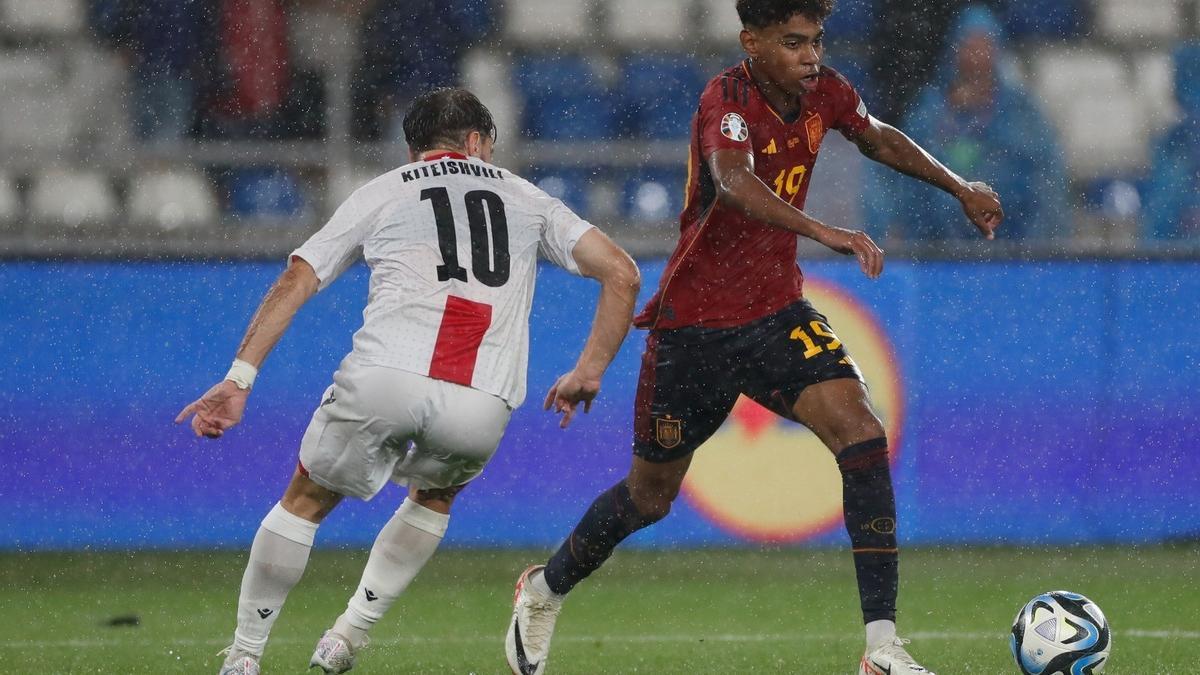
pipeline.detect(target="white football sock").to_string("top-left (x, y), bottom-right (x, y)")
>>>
top-left (866, 619), bottom-right (897, 650)
top-left (335, 498), bottom-right (449, 647)
top-left (529, 568), bottom-right (562, 601)
top-left (232, 502), bottom-right (319, 657)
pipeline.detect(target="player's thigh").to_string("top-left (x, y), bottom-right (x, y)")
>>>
top-left (401, 381), bottom-right (512, 490)
top-left (790, 378), bottom-right (884, 453)
top-left (742, 300), bottom-right (882, 451)
top-left (631, 330), bottom-right (740, 464)
top-left (298, 362), bottom-right (426, 500)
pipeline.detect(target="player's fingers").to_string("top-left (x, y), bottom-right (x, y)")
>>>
top-left (174, 401), bottom-right (198, 424)
top-left (543, 384), bottom-right (558, 411)
top-left (559, 402), bottom-right (577, 429)
top-left (583, 398), bottom-right (593, 414)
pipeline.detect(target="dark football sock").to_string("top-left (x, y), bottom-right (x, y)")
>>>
top-left (837, 437), bottom-right (899, 624)
top-left (542, 480), bottom-right (661, 596)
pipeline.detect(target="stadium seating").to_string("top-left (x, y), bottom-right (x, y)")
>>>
top-left (1135, 50), bottom-right (1182, 135)
top-left (516, 55), bottom-right (617, 139)
top-left (127, 169), bottom-right (219, 230)
top-left (0, 52), bottom-right (76, 152)
top-left (822, 0), bottom-right (876, 42)
top-left (622, 169), bottom-right (686, 224)
top-left (0, 173), bottom-right (19, 222)
top-left (225, 167), bottom-right (308, 223)
top-left (1003, 0), bottom-right (1087, 38)
top-left (622, 55), bottom-right (707, 138)
top-left (0, 0), bottom-right (84, 37)
top-left (504, 0), bottom-right (590, 43)
top-left (28, 169), bottom-right (119, 226)
top-left (605, 0), bottom-right (690, 46)
top-left (1033, 48), bottom-right (1147, 177)
top-left (529, 167), bottom-right (592, 216)
top-left (698, 0), bottom-right (742, 43)
top-left (1094, 0), bottom-right (1181, 42)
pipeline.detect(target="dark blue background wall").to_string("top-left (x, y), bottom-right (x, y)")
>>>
top-left (2, 259), bottom-right (1197, 549)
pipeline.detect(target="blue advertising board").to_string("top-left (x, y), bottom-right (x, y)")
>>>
top-left (1, 259), bottom-right (1197, 549)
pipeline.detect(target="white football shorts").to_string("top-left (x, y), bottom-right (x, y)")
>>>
top-left (298, 358), bottom-right (512, 499)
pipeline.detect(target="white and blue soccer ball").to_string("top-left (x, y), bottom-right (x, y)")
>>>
top-left (1011, 591), bottom-right (1111, 675)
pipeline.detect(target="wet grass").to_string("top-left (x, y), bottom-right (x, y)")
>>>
top-left (1, 546), bottom-right (1196, 673)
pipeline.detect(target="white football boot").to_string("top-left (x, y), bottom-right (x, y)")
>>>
top-left (309, 631), bottom-right (366, 673)
top-left (505, 565), bottom-right (563, 675)
top-left (216, 646), bottom-right (260, 675)
top-left (859, 637), bottom-right (936, 674)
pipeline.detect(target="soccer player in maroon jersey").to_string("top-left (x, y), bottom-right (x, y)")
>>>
top-left (505, 1), bottom-right (1003, 674)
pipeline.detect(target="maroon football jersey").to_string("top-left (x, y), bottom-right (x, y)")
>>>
top-left (635, 61), bottom-right (870, 330)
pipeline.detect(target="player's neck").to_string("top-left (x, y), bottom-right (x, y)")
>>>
top-left (745, 59), bottom-right (802, 117)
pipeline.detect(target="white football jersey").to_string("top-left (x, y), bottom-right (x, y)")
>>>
top-left (291, 152), bottom-right (595, 408)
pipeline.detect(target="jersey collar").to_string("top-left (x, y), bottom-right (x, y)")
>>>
top-left (422, 151), bottom-right (470, 161)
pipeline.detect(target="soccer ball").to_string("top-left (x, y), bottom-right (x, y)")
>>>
top-left (1010, 591), bottom-right (1111, 674)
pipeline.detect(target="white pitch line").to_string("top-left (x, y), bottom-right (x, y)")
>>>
top-left (3, 629), bottom-right (1197, 650)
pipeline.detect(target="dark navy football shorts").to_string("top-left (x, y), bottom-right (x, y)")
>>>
top-left (631, 299), bottom-right (864, 463)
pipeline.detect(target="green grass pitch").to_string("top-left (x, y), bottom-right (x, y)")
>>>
top-left (2, 546), bottom-right (1197, 673)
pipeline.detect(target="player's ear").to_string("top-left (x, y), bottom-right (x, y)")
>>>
top-left (740, 28), bottom-right (758, 58)
top-left (465, 130), bottom-right (484, 158)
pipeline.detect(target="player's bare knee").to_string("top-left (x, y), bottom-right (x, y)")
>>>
top-left (281, 471), bottom-right (342, 523)
top-left (627, 477), bottom-right (679, 522)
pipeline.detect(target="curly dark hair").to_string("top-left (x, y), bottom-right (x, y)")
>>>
top-left (402, 87), bottom-right (497, 153)
top-left (735, 0), bottom-right (835, 28)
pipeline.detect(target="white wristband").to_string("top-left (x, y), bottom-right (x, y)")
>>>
top-left (225, 359), bottom-right (258, 390)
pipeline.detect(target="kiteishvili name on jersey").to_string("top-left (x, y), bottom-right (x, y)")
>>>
top-left (399, 160), bottom-right (506, 183)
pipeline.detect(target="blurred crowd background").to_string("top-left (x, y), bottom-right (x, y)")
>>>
top-left (0, 0), bottom-right (1198, 257)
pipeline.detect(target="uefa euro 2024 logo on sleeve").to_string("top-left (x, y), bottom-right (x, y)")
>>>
top-left (720, 112), bottom-right (749, 142)
top-left (680, 278), bottom-right (905, 543)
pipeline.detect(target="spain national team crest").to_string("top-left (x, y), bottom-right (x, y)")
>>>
top-left (805, 112), bottom-right (825, 154)
top-left (720, 112), bottom-right (749, 142)
top-left (655, 417), bottom-right (682, 449)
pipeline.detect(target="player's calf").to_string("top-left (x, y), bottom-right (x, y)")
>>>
top-left (541, 479), bottom-right (665, 595)
top-left (837, 437), bottom-right (899, 626)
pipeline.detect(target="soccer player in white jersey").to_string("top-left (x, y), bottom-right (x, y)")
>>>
top-left (175, 88), bottom-right (641, 675)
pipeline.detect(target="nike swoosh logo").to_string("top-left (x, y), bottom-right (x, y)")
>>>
top-left (257, 608), bottom-right (273, 619)
top-left (364, 589), bottom-right (378, 601)
top-left (512, 617), bottom-right (540, 674)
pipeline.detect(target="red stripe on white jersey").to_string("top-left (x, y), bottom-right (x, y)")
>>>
top-left (428, 295), bottom-right (493, 387)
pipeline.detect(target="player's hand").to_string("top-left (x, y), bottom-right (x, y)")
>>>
top-left (957, 181), bottom-right (1004, 240)
top-left (544, 370), bottom-right (602, 429)
top-left (174, 380), bottom-right (249, 439)
top-left (817, 226), bottom-right (884, 279)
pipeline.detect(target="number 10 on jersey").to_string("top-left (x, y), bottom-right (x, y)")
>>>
top-left (421, 187), bottom-right (511, 287)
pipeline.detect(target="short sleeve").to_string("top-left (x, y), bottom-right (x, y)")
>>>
top-left (698, 76), bottom-right (754, 160)
top-left (290, 191), bottom-right (373, 291)
top-left (828, 69), bottom-right (871, 139)
top-left (539, 198), bottom-right (595, 275)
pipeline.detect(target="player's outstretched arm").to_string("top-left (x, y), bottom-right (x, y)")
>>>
top-left (545, 229), bottom-right (640, 429)
top-left (852, 116), bottom-right (1004, 239)
top-left (709, 149), bottom-right (884, 279)
top-left (175, 258), bottom-right (320, 438)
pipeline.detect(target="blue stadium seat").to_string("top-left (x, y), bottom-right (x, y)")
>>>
top-left (226, 167), bottom-right (307, 222)
top-left (1003, 0), bottom-right (1087, 38)
top-left (621, 55), bottom-right (707, 139)
top-left (516, 55), bottom-right (617, 140)
top-left (528, 167), bottom-right (593, 217)
top-left (822, 0), bottom-right (876, 42)
top-left (622, 169), bottom-right (686, 223)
